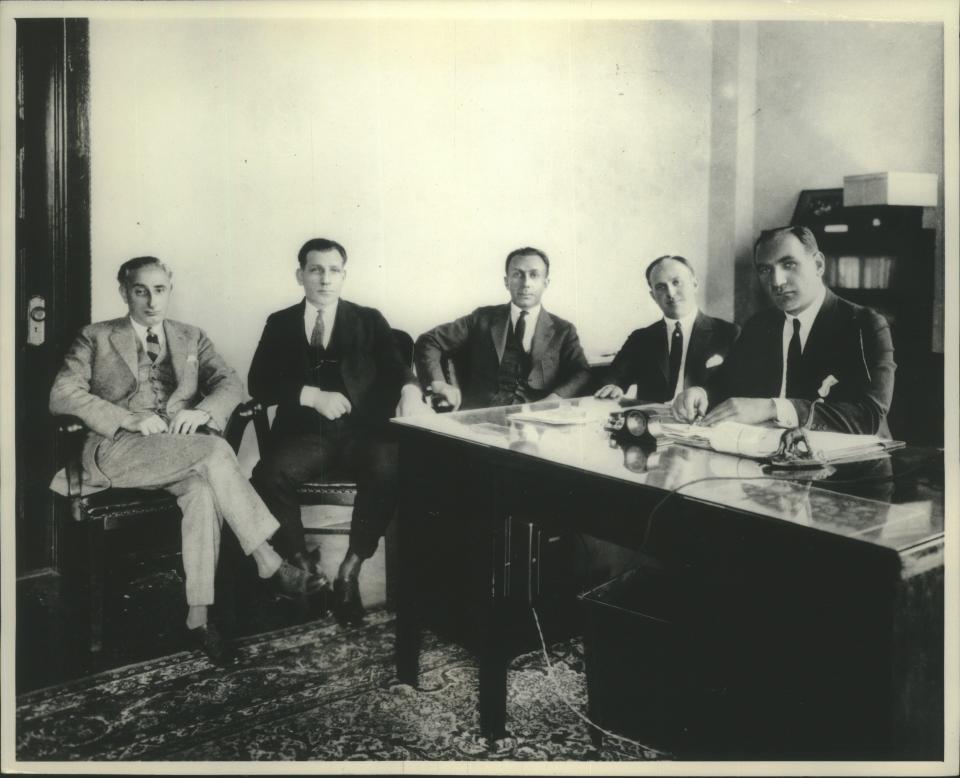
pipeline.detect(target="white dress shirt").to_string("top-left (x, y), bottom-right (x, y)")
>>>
top-left (303, 299), bottom-right (338, 349)
top-left (130, 317), bottom-right (165, 357)
top-left (662, 308), bottom-right (699, 398)
top-left (300, 299), bottom-right (339, 407)
top-left (773, 285), bottom-right (827, 427)
top-left (509, 302), bottom-right (541, 353)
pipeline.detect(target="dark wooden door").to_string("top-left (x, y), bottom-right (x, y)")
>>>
top-left (15, 19), bottom-right (91, 574)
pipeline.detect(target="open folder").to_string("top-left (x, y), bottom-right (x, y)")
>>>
top-left (653, 420), bottom-right (903, 464)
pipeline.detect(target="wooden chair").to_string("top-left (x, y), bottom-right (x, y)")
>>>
top-left (54, 406), bottom-right (255, 653)
top-left (245, 329), bottom-right (414, 608)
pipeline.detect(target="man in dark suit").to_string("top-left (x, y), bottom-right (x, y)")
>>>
top-left (415, 247), bottom-right (591, 410)
top-left (674, 226), bottom-right (896, 436)
top-left (49, 257), bottom-right (324, 666)
top-left (594, 255), bottom-right (740, 402)
top-left (249, 238), bottom-right (428, 626)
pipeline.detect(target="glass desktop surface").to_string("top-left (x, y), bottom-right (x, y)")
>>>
top-left (392, 396), bottom-right (943, 556)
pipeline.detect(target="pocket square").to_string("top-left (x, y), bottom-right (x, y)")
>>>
top-left (705, 354), bottom-right (724, 368)
top-left (186, 354), bottom-right (198, 363)
top-left (817, 374), bottom-right (839, 398)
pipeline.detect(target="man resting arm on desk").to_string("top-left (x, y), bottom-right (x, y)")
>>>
top-left (595, 254), bottom-right (740, 403)
top-left (673, 226), bottom-right (896, 436)
top-left (415, 246), bottom-right (591, 411)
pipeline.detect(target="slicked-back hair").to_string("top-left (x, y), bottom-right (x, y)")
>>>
top-left (505, 246), bottom-right (550, 276)
top-left (753, 225), bottom-right (820, 258)
top-left (298, 238), bottom-right (348, 268)
top-left (117, 256), bottom-right (172, 287)
top-left (645, 255), bottom-right (696, 286)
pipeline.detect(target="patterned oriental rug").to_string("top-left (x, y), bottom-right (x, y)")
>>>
top-left (16, 610), bottom-right (662, 762)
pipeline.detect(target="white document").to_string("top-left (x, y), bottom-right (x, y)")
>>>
top-left (657, 421), bottom-right (889, 461)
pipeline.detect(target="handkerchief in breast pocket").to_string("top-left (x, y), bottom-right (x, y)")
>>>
top-left (186, 354), bottom-right (198, 364)
top-left (705, 354), bottom-right (724, 369)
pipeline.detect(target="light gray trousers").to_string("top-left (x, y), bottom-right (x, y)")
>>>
top-left (95, 431), bottom-right (280, 606)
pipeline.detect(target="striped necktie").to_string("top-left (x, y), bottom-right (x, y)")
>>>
top-left (146, 327), bottom-right (161, 363)
top-left (310, 310), bottom-right (326, 349)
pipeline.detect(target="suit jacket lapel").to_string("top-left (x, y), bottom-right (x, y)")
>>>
top-left (764, 311), bottom-right (786, 396)
top-left (109, 319), bottom-right (140, 382)
top-left (490, 304), bottom-right (509, 363)
top-left (685, 312), bottom-right (712, 379)
top-left (529, 308), bottom-right (555, 367)
top-left (334, 300), bottom-right (358, 392)
top-left (164, 320), bottom-right (189, 385)
top-left (653, 320), bottom-right (669, 383)
top-left (295, 299), bottom-right (309, 346)
top-left (802, 288), bottom-right (838, 370)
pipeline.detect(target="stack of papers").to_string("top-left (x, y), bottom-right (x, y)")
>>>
top-left (656, 421), bottom-right (897, 463)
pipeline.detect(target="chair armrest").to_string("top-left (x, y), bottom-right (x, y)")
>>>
top-left (244, 398), bottom-right (274, 458)
top-left (53, 415), bottom-right (88, 497)
top-left (223, 399), bottom-right (261, 454)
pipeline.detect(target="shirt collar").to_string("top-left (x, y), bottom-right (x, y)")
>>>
top-left (510, 302), bottom-right (541, 326)
top-left (305, 298), bottom-right (338, 322)
top-left (663, 307), bottom-right (699, 335)
top-left (785, 285), bottom-right (826, 331)
top-left (129, 316), bottom-right (164, 345)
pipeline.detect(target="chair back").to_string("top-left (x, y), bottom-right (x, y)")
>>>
top-left (391, 329), bottom-right (414, 367)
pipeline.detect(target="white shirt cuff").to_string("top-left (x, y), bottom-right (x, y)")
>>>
top-left (299, 385), bottom-right (320, 406)
top-left (773, 398), bottom-right (799, 428)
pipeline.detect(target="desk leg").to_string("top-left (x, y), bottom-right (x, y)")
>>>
top-left (395, 443), bottom-right (421, 687)
top-left (479, 600), bottom-right (509, 741)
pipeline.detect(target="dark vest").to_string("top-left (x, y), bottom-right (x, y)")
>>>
top-left (304, 323), bottom-right (352, 430)
top-left (492, 321), bottom-right (533, 405)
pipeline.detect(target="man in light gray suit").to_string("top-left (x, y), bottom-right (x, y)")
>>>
top-left (49, 256), bottom-right (324, 666)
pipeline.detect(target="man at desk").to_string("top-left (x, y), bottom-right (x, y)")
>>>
top-left (249, 237), bottom-right (427, 626)
top-left (49, 257), bottom-right (325, 666)
top-left (674, 226), bottom-right (895, 435)
top-left (415, 246), bottom-right (591, 410)
top-left (595, 255), bottom-right (740, 402)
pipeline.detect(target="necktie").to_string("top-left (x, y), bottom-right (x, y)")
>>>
top-left (515, 310), bottom-right (528, 352)
top-left (668, 321), bottom-right (683, 396)
top-left (146, 327), bottom-right (160, 363)
top-left (310, 310), bottom-right (326, 349)
top-left (786, 317), bottom-right (803, 397)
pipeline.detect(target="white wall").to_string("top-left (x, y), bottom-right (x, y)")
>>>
top-left (89, 18), bottom-right (715, 383)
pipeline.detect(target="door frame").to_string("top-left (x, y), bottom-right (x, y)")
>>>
top-left (15, 18), bottom-right (92, 574)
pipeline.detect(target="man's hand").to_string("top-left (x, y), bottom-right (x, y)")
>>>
top-left (396, 384), bottom-right (434, 417)
top-left (312, 390), bottom-right (353, 421)
top-left (428, 380), bottom-right (461, 411)
top-left (594, 384), bottom-right (624, 400)
top-left (672, 387), bottom-right (709, 422)
top-left (168, 409), bottom-right (211, 435)
top-left (701, 397), bottom-right (777, 426)
top-left (120, 412), bottom-right (168, 436)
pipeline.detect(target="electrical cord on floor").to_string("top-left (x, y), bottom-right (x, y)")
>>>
top-left (529, 605), bottom-right (669, 756)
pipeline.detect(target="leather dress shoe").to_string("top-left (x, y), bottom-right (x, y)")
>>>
top-left (332, 576), bottom-right (366, 627)
top-left (188, 622), bottom-right (238, 667)
top-left (291, 548), bottom-right (324, 577)
top-left (269, 560), bottom-right (327, 599)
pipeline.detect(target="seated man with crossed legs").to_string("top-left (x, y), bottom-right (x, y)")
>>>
top-left (49, 256), bottom-right (325, 666)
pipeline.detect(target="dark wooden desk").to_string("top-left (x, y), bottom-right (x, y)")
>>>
top-left (392, 397), bottom-right (944, 757)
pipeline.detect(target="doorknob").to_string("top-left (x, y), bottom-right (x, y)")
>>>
top-left (27, 295), bottom-right (46, 346)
